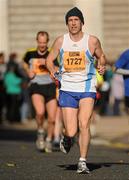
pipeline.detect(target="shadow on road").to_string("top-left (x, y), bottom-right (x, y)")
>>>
top-left (57, 163), bottom-right (101, 172)
top-left (57, 161), bottom-right (129, 172)
top-left (0, 128), bottom-right (36, 142)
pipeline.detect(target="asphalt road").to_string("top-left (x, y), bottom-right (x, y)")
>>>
top-left (0, 128), bottom-right (129, 180)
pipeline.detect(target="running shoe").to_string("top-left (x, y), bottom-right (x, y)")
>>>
top-left (45, 139), bottom-right (52, 153)
top-left (77, 160), bottom-right (90, 174)
top-left (53, 139), bottom-right (60, 148)
top-left (60, 135), bottom-right (73, 154)
top-left (36, 131), bottom-right (45, 152)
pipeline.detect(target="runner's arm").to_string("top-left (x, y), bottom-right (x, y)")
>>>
top-left (22, 51), bottom-right (36, 79)
top-left (46, 36), bottom-right (63, 78)
top-left (94, 37), bottom-right (107, 75)
top-left (114, 67), bottom-right (129, 75)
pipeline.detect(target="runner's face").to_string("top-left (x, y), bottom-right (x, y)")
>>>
top-left (67, 16), bottom-right (82, 35)
top-left (37, 34), bottom-right (48, 53)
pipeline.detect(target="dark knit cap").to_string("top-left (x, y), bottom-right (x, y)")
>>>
top-left (65, 7), bottom-right (84, 25)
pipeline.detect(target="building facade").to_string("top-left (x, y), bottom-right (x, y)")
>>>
top-left (0, 0), bottom-right (129, 61)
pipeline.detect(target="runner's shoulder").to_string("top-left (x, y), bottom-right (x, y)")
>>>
top-left (25, 48), bottom-right (37, 54)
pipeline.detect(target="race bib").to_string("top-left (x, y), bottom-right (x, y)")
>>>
top-left (63, 51), bottom-right (86, 72)
top-left (32, 58), bottom-right (48, 75)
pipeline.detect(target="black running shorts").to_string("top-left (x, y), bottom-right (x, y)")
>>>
top-left (29, 83), bottom-right (56, 103)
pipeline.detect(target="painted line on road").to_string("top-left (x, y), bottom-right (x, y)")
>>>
top-left (106, 142), bottom-right (129, 149)
top-left (91, 138), bottom-right (129, 149)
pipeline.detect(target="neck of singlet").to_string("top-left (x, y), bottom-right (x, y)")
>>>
top-left (68, 32), bottom-right (84, 43)
top-left (37, 47), bottom-right (48, 56)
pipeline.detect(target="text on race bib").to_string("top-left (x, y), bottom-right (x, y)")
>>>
top-left (63, 51), bottom-right (86, 72)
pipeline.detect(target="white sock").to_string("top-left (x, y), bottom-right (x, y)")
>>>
top-left (38, 128), bottom-right (44, 133)
top-left (54, 137), bottom-right (60, 142)
top-left (46, 137), bottom-right (52, 142)
top-left (79, 157), bottom-right (86, 162)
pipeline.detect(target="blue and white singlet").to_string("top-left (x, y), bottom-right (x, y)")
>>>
top-left (59, 33), bottom-right (97, 93)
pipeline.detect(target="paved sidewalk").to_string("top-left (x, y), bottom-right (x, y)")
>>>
top-left (91, 115), bottom-right (129, 149)
top-left (0, 115), bottom-right (129, 148)
top-left (96, 115), bottom-right (129, 140)
top-left (0, 119), bottom-right (37, 130)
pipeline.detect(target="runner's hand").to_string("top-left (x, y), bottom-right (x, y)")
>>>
top-left (28, 70), bottom-right (36, 79)
top-left (97, 65), bottom-right (106, 75)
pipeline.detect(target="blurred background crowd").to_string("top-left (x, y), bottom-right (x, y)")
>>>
top-left (0, 52), bottom-right (32, 125)
top-left (0, 0), bottom-right (129, 146)
top-left (0, 51), bottom-right (127, 125)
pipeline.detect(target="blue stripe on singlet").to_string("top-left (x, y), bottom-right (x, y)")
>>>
top-left (85, 50), bottom-right (95, 92)
top-left (59, 48), bottom-right (64, 79)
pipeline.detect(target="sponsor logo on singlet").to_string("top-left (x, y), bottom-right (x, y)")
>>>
top-left (31, 58), bottom-right (48, 75)
top-left (63, 51), bottom-right (87, 72)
